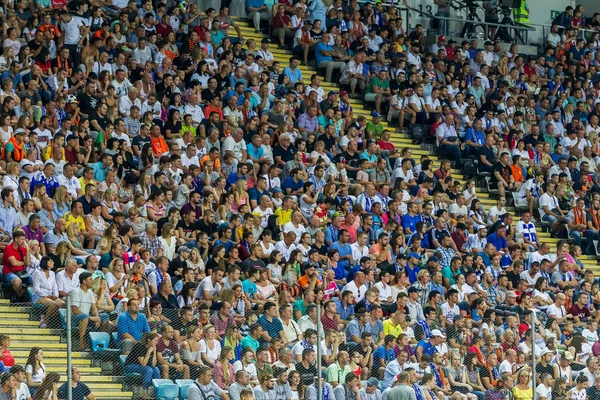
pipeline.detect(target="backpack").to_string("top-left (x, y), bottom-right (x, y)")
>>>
top-left (463, 159), bottom-right (477, 179)
top-left (411, 124), bottom-right (425, 144)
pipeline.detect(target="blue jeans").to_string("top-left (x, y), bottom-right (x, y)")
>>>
top-left (542, 214), bottom-right (558, 224)
top-left (570, 229), bottom-right (597, 254)
top-left (125, 364), bottom-right (161, 388)
top-left (439, 144), bottom-right (462, 161)
top-left (436, 10), bottom-right (450, 35)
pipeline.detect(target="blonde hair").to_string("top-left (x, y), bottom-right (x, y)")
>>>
top-left (54, 186), bottom-right (69, 209)
top-left (6, 161), bottom-right (18, 175)
top-left (66, 222), bottom-right (80, 238)
top-left (91, 276), bottom-right (106, 294)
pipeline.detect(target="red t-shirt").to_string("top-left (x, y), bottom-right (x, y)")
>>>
top-left (2, 242), bottom-right (25, 275)
top-left (570, 304), bottom-right (591, 321)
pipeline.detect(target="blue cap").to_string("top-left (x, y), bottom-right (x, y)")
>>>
top-left (372, 112), bottom-right (381, 118)
top-left (409, 252), bottom-right (422, 259)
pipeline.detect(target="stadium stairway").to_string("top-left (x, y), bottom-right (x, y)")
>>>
top-left (0, 300), bottom-right (133, 399)
top-left (229, 18), bottom-right (600, 276)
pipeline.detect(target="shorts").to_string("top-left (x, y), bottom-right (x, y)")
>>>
top-left (542, 214), bottom-right (558, 224)
top-left (2, 272), bottom-right (18, 285)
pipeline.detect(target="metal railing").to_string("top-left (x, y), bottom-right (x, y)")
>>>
top-left (355, 0), bottom-right (600, 48)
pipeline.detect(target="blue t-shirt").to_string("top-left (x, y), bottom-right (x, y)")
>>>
top-left (416, 339), bottom-right (437, 357)
top-left (487, 233), bottom-right (507, 252)
top-left (401, 213), bottom-right (420, 234)
top-left (373, 345), bottom-right (396, 370)
top-left (258, 315), bottom-right (284, 340)
top-left (315, 42), bottom-right (333, 66)
top-left (330, 241), bottom-right (352, 271)
top-left (242, 279), bottom-right (258, 298)
top-left (282, 176), bottom-right (304, 194)
top-left (117, 312), bottom-right (150, 343)
top-left (57, 382), bottom-right (91, 400)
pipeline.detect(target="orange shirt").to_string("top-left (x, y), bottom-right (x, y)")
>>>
top-left (510, 164), bottom-right (524, 183)
top-left (297, 275), bottom-right (321, 289)
top-left (200, 154), bottom-right (221, 170)
top-left (151, 135), bottom-right (168, 156)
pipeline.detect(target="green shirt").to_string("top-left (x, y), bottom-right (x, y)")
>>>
top-left (325, 362), bottom-right (352, 385)
top-left (240, 334), bottom-right (259, 352)
top-left (367, 76), bottom-right (390, 95)
top-left (366, 121), bottom-right (385, 140)
top-left (441, 266), bottom-right (458, 286)
top-left (292, 299), bottom-right (307, 319)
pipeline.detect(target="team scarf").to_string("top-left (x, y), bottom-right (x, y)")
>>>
top-left (416, 320), bottom-right (431, 339)
top-left (413, 383), bottom-right (426, 400)
top-left (431, 363), bottom-right (444, 388)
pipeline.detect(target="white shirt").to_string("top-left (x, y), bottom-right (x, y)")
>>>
top-left (373, 281), bottom-right (393, 302)
top-left (409, 94), bottom-right (425, 111)
top-left (538, 193), bottom-right (559, 219)
top-left (498, 359), bottom-right (514, 375)
top-left (350, 243), bottom-right (369, 261)
top-left (56, 174), bottom-right (81, 198)
top-left (32, 269), bottom-right (58, 297)
top-left (536, 383), bottom-right (551, 399)
top-left (56, 269), bottom-right (80, 297)
top-left (282, 222), bottom-right (305, 244)
top-left (274, 240), bottom-right (296, 261)
top-left (110, 77), bottom-right (133, 98)
top-left (233, 361), bottom-right (258, 380)
top-left (70, 287), bottom-right (94, 315)
top-left (441, 302), bottom-right (460, 324)
top-left (222, 136), bottom-right (246, 161)
top-left (436, 123), bottom-right (458, 147)
top-left (62, 18), bottom-right (84, 45)
top-left (119, 96), bottom-right (142, 117)
top-left (342, 280), bottom-right (368, 303)
top-left (184, 104), bottom-right (205, 125)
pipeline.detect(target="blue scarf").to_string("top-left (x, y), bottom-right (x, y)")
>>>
top-left (154, 267), bottom-right (165, 289)
top-left (413, 383), bottom-right (425, 400)
top-left (416, 320), bottom-right (431, 339)
top-left (431, 363), bottom-right (443, 388)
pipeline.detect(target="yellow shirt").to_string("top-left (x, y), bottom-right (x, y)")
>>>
top-left (383, 319), bottom-right (403, 338)
top-left (78, 177), bottom-right (96, 191)
top-left (274, 207), bottom-right (293, 226)
top-left (63, 211), bottom-right (86, 231)
top-left (512, 386), bottom-right (533, 400)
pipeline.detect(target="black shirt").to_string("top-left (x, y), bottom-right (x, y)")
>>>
top-left (169, 256), bottom-right (186, 277)
top-left (125, 342), bottom-right (149, 365)
top-left (273, 144), bottom-right (295, 164)
top-left (132, 135), bottom-right (151, 151)
top-left (296, 362), bottom-right (318, 386)
top-left (491, 162), bottom-right (511, 184)
top-left (478, 145), bottom-right (496, 168)
top-left (77, 92), bottom-right (99, 116)
top-left (91, 111), bottom-right (110, 131)
top-left (536, 361), bottom-right (555, 378)
top-left (196, 220), bottom-right (218, 241)
top-left (241, 257), bottom-right (266, 274)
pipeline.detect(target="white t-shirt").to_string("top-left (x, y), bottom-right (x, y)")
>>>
top-left (70, 287), bottom-right (94, 315)
top-left (199, 339), bottom-right (222, 364)
top-left (233, 360), bottom-right (258, 379)
top-left (440, 302), bottom-right (460, 324)
top-left (222, 136), bottom-right (246, 161)
top-left (535, 383), bottom-right (551, 399)
top-left (538, 193), bottom-right (559, 219)
top-left (195, 276), bottom-right (222, 300)
top-left (498, 359), bottom-right (514, 375)
top-left (282, 222), bottom-right (305, 244)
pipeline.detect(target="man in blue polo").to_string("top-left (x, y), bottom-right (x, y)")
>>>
top-left (116, 298), bottom-right (150, 354)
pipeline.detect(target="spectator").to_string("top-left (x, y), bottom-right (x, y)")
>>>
top-left (123, 331), bottom-right (161, 399)
top-left (57, 367), bottom-right (95, 400)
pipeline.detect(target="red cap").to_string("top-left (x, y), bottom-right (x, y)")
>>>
top-left (339, 90), bottom-right (348, 96)
top-left (438, 35), bottom-right (446, 42)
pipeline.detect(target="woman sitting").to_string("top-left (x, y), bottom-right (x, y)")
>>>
top-left (31, 257), bottom-right (65, 328)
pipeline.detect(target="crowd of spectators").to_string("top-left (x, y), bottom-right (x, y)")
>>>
top-left (0, 0), bottom-right (599, 400)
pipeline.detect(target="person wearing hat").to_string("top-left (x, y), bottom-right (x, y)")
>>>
top-left (3, 127), bottom-right (25, 162)
top-left (361, 376), bottom-right (382, 398)
top-left (366, 111), bottom-right (385, 140)
top-left (252, 370), bottom-right (277, 400)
